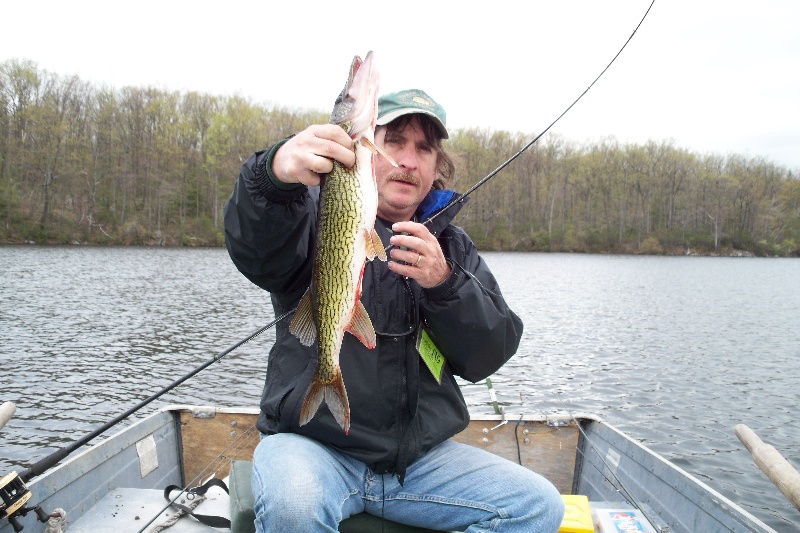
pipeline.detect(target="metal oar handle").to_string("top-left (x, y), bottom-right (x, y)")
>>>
top-left (0, 402), bottom-right (15, 432)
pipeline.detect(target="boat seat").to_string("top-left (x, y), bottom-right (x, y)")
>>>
top-left (229, 460), bottom-right (445, 533)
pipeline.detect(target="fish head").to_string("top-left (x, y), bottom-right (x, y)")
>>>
top-left (329, 51), bottom-right (379, 140)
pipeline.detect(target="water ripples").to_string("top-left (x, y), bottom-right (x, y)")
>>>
top-left (1, 247), bottom-right (798, 530)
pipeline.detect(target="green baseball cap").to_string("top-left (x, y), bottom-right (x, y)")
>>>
top-left (377, 89), bottom-right (448, 139)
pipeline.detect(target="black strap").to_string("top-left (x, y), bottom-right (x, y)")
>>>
top-left (162, 478), bottom-right (232, 529)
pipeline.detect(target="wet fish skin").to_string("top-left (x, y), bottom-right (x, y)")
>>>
top-left (289, 51), bottom-right (386, 434)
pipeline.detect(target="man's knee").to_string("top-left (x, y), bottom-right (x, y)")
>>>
top-left (250, 434), bottom-right (358, 532)
top-left (516, 470), bottom-right (565, 530)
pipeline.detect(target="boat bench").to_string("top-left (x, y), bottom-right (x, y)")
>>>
top-left (229, 460), bottom-right (445, 533)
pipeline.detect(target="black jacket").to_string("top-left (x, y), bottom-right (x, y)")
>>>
top-left (223, 143), bottom-right (523, 480)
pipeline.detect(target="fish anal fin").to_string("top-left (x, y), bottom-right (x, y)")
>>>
top-left (363, 228), bottom-right (387, 262)
top-left (299, 371), bottom-right (351, 435)
top-left (289, 288), bottom-right (316, 346)
top-left (346, 300), bottom-right (377, 349)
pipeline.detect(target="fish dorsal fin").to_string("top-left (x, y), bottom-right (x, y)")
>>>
top-left (346, 300), bottom-right (377, 349)
top-left (289, 287), bottom-right (316, 346)
top-left (360, 136), bottom-right (398, 167)
top-left (364, 228), bottom-right (387, 261)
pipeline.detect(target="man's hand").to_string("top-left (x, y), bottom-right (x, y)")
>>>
top-left (271, 124), bottom-right (355, 187)
top-left (387, 221), bottom-right (451, 289)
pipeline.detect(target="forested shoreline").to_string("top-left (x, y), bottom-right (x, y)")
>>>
top-left (2, 59), bottom-right (799, 256)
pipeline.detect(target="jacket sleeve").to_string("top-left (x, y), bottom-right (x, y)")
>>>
top-left (223, 141), bottom-right (318, 302)
top-left (419, 228), bottom-right (523, 383)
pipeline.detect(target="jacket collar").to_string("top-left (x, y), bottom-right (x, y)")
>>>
top-left (415, 190), bottom-right (467, 236)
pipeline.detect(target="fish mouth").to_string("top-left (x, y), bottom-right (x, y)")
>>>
top-left (388, 171), bottom-right (421, 187)
top-left (331, 51), bottom-right (378, 137)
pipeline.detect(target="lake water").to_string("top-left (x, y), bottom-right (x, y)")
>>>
top-left (0, 246), bottom-right (798, 531)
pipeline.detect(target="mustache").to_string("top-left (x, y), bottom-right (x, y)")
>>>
top-left (387, 171), bottom-right (421, 186)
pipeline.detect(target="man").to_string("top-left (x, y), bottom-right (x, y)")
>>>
top-left (224, 89), bottom-right (564, 532)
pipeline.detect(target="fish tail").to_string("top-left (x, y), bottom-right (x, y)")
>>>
top-left (299, 370), bottom-right (351, 434)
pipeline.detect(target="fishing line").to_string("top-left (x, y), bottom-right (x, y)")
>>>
top-left (17, 310), bottom-right (292, 483)
top-left (481, 377), bottom-right (662, 530)
top-left (498, 404), bottom-right (661, 530)
top-left (424, 0), bottom-right (656, 228)
top-left (483, 378), bottom-right (659, 526)
top-left (500, 387), bottom-right (662, 529)
top-left (559, 410), bottom-right (663, 530)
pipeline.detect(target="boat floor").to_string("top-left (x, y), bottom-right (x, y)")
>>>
top-left (69, 483), bottom-right (231, 533)
top-left (69, 484), bottom-right (655, 533)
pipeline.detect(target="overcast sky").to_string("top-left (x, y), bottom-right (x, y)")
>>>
top-left (2, 0), bottom-right (798, 171)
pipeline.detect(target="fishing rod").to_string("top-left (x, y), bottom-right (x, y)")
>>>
top-left (15, 309), bottom-right (290, 483)
top-left (10, 0), bottom-right (656, 482)
top-left (424, 0), bottom-right (656, 227)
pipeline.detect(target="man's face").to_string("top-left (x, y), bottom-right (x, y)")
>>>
top-left (374, 115), bottom-right (438, 223)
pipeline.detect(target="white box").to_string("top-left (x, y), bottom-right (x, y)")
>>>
top-left (593, 507), bottom-right (659, 533)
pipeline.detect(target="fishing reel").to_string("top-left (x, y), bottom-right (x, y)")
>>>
top-left (1, 402), bottom-right (53, 532)
top-left (0, 471), bottom-right (52, 532)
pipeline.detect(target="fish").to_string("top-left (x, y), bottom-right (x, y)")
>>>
top-left (289, 51), bottom-right (389, 434)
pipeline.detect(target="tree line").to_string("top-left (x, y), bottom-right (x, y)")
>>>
top-left (2, 58), bottom-right (799, 256)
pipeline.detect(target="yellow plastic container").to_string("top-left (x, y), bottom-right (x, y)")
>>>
top-left (559, 495), bottom-right (594, 533)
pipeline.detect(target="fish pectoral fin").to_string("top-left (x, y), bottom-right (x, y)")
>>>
top-left (364, 228), bottom-right (387, 262)
top-left (299, 372), bottom-right (351, 434)
top-left (360, 136), bottom-right (398, 167)
top-left (289, 288), bottom-right (317, 346)
top-left (346, 300), bottom-right (377, 349)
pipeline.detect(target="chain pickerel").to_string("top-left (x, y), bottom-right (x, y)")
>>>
top-left (289, 51), bottom-right (389, 434)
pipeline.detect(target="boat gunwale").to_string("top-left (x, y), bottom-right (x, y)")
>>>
top-left (0, 406), bottom-right (779, 533)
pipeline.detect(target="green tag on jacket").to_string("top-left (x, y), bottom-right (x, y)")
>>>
top-left (417, 327), bottom-right (444, 384)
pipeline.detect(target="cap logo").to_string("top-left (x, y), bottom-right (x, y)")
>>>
top-left (412, 96), bottom-right (432, 109)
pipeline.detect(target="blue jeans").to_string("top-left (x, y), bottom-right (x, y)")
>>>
top-left (251, 433), bottom-right (565, 532)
